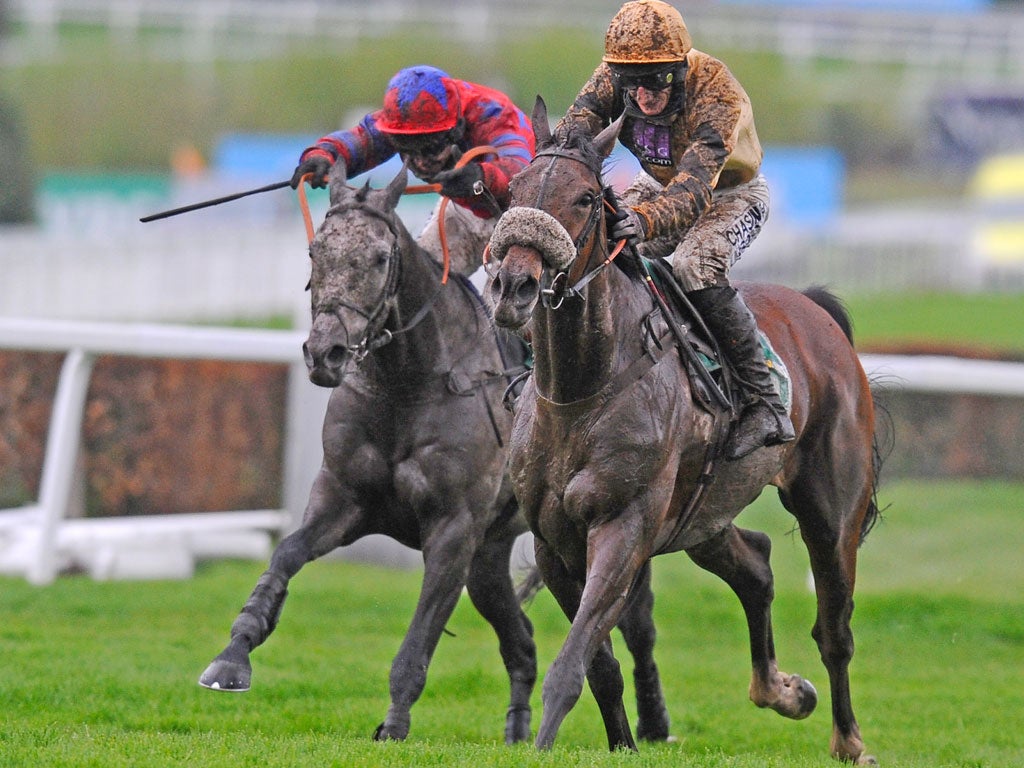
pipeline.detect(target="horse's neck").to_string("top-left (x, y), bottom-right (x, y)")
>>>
top-left (533, 266), bottom-right (646, 404)
top-left (367, 238), bottom-right (466, 387)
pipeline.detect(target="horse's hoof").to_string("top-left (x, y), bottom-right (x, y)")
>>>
top-left (772, 674), bottom-right (817, 720)
top-left (372, 721), bottom-right (409, 741)
top-left (636, 714), bottom-right (671, 742)
top-left (504, 707), bottom-right (531, 744)
top-left (759, 674), bottom-right (817, 719)
top-left (789, 675), bottom-right (818, 719)
top-left (198, 658), bottom-right (252, 692)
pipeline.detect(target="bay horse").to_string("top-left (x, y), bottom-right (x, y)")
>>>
top-left (486, 98), bottom-right (881, 763)
top-left (198, 164), bottom-right (671, 743)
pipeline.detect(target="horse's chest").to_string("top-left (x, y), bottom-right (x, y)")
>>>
top-left (511, 408), bottom-right (664, 530)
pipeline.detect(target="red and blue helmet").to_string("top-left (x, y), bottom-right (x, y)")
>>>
top-left (377, 66), bottom-right (462, 135)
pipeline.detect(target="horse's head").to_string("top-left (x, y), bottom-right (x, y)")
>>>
top-left (487, 96), bottom-right (622, 330)
top-left (303, 165), bottom-right (408, 387)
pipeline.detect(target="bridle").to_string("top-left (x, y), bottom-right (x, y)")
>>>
top-left (310, 201), bottom-right (440, 363)
top-left (501, 146), bottom-right (733, 548)
top-left (491, 147), bottom-right (626, 310)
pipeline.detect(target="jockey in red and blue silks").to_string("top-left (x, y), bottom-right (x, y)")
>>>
top-left (291, 65), bottom-right (534, 217)
top-left (290, 65), bottom-right (535, 278)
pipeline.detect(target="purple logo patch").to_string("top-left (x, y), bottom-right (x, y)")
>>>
top-left (632, 121), bottom-right (673, 167)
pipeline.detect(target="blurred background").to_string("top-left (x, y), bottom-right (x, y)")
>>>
top-left (2, 0), bottom-right (1024, 319)
top-left (0, 0), bottom-right (1022, 578)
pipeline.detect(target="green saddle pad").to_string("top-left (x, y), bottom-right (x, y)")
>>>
top-left (696, 336), bottom-right (792, 412)
top-left (641, 258), bottom-right (793, 411)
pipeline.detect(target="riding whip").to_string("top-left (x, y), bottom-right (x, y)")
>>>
top-left (139, 180), bottom-right (291, 222)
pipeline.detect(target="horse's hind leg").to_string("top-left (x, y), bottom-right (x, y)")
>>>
top-left (686, 524), bottom-right (818, 720)
top-left (616, 560), bottom-right (671, 741)
top-left (465, 530), bottom-right (537, 744)
top-left (199, 471), bottom-right (359, 692)
top-left (780, 477), bottom-right (875, 764)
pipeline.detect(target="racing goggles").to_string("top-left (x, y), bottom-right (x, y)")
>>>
top-left (612, 64), bottom-right (683, 93)
top-left (388, 130), bottom-right (454, 158)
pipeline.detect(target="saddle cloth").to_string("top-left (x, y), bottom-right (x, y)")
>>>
top-left (643, 258), bottom-right (792, 412)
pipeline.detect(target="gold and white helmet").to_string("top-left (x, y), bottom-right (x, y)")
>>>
top-left (603, 1), bottom-right (691, 120)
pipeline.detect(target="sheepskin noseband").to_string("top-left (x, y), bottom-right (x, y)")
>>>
top-left (487, 206), bottom-right (577, 271)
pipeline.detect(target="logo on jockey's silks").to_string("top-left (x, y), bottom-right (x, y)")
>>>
top-left (725, 199), bottom-right (768, 261)
top-left (631, 121), bottom-right (673, 166)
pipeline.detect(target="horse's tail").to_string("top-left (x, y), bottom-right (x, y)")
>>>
top-left (802, 285), bottom-right (887, 544)
top-left (803, 285), bottom-right (854, 343)
top-left (514, 564), bottom-right (546, 605)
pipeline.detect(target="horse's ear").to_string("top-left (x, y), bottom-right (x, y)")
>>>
top-left (532, 95), bottom-right (552, 148)
top-left (327, 160), bottom-right (352, 206)
top-left (593, 113), bottom-right (624, 160)
top-left (384, 161), bottom-right (409, 210)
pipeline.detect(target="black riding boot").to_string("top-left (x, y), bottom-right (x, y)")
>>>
top-left (687, 286), bottom-right (796, 460)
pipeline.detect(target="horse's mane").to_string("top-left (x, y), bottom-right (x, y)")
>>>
top-left (550, 123), bottom-right (605, 176)
top-left (549, 124), bottom-right (646, 284)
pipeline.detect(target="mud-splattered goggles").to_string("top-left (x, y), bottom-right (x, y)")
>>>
top-left (388, 130), bottom-right (455, 158)
top-left (611, 64), bottom-right (684, 93)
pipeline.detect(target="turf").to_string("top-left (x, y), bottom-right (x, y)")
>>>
top-left (1, 479), bottom-right (1021, 767)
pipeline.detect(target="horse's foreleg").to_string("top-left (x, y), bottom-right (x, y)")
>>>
top-left (198, 532), bottom-right (331, 692)
top-left (465, 532), bottom-right (537, 744)
top-left (534, 524), bottom-right (645, 752)
top-left (531, 540), bottom-right (586, 749)
top-left (616, 560), bottom-right (671, 741)
top-left (373, 509), bottom-right (477, 742)
top-left (199, 473), bottom-right (358, 692)
top-left (686, 524), bottom-right (817, 720)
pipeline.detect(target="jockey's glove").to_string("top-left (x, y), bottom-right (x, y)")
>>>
top-left (611, 207), bottom-right (648, 247)
top-left (432, 163), bottom-right (484, 199)
top-left (290, 152), bottom-right (338, 189)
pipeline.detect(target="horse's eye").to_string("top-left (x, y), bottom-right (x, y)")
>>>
top-left (578, 192), bottom-right (596, 207)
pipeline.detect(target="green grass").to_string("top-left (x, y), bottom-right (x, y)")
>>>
top-left (1, 479), bottom-right (1021, 767)
top-left (844, 292), bottom-right (1024, 356)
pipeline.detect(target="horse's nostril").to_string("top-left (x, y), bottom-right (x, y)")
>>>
top-left (516, 276), bottom-right (538, 303)
top-left (325, 345), bottom-right (348, 367)
top-left (488, 274), bottom-right (503, 299)
top-left (302, 342), bottom-right (314, 369)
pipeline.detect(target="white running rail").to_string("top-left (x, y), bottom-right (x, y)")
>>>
top-left (2, 319), bottom-right (1022, 584)
top-left (0, 317), bottom-right (330, 584)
